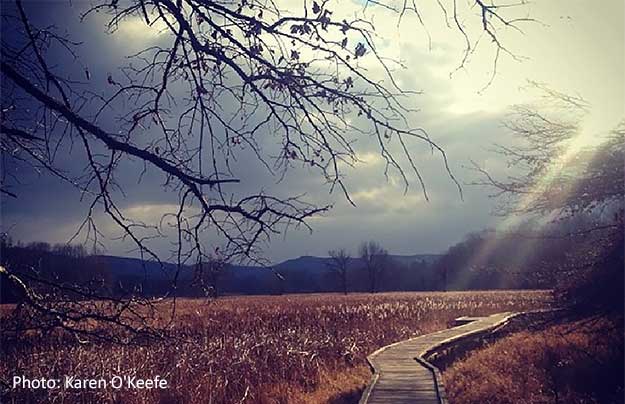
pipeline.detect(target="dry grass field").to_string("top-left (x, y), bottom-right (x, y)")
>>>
top-left (443, 316), bottom-right (624, 404)
top-left (1, 290), bottom-right (550, 404)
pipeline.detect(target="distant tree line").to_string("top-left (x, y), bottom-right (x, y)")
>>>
top-left (1, 236), bottom-right (445, 302)
top-left (433, 217), bottom-right (609, 292)
top-left (0, 236), bottom-right (108, 303)
top-left (326, 241), bottom-right (440, 295)
top-left (9, 215), bottom-right (615, 303)
top-left (0, 236), bottom-right (233, 302)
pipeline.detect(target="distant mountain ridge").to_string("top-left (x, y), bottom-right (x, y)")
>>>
top-left (92, 253), bottom-right (441, 276)
top-left (89, 253), bottom-right (443, 295)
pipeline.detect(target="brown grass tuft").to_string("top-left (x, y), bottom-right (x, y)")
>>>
top-left (443, 316), bottom-right (624, 404)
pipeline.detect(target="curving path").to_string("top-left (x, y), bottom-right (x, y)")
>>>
top-left (359, 312), bottom-right (517, 404)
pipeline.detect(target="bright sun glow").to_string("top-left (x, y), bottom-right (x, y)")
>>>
top-left (109, 15), bottom-right (169, 46)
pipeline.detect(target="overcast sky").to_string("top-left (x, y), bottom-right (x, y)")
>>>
top-left (1, 0), bottom-right (623, 263)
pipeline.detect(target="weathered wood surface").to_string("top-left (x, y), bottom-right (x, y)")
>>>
top-left (359, 312), bottom-right (516, 404)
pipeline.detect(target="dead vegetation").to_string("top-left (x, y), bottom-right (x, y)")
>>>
top-left (1, 290), bottom-right (549, 403)
top-left (443, 316), bottom-right (624, 404)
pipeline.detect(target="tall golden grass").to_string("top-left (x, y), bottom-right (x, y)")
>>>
top-left (443, 316), bottom-right (624, 404)
top-left (2, 290), bottom-right (550, 403)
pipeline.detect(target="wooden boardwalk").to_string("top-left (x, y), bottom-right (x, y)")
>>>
top-left (359, 312), bottom-right (516, 404)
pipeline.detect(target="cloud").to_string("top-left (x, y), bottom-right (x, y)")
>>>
top-left (2, 0), bottom-right (622, 263)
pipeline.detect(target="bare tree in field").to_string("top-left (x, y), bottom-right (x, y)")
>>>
top-left (328, 248), bottom-right (350, 294)
top-left (0, 0), bottom-right (531, 339)
top-left (359, 240), bottom-right (388, 293)
top-left (193, 249), bottom-right (228, 298)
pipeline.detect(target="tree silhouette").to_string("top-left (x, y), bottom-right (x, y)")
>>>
top-left (328, 248), bottom-right (350, 294)
top-left (0, 0), bottom-right (531, 337)
top-left (359, 240), bottom-right (388, 293)
top-left (472, 85), bottom-right (624, 314)
top-left (193, 250), bottom-right (228, 298)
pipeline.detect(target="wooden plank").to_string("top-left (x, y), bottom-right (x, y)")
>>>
top-left (360, 312), bottom-right (517, 404)
top-left (369, 391), bottom-right (439, 399)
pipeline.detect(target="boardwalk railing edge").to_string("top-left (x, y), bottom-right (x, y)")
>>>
top-left (417, 312), bottom-right (520, 404)
top-left (414, 356), bottom-right (448, 404)
top-left (418, 308), bottom-right (563, 403)
top-left (358, 311), bottom-right (522, 404)
top-left (357, 332), bottom-right (428, 403)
